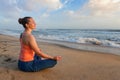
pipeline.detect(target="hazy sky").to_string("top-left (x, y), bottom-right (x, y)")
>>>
top-left (0, 0), bottom-right (120, 29)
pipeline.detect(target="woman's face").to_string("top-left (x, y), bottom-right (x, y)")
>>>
top-left (27, 18), bottom-right (36, 29)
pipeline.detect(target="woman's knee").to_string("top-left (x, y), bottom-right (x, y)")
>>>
top-left (50, 59), bottom-right (57, 65)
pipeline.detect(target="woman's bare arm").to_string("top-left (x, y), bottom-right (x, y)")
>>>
top-left (28, 34), bottom-right (61, 60)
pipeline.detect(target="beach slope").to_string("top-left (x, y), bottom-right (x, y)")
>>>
top-left (0, 34), bottom-right (120, 80)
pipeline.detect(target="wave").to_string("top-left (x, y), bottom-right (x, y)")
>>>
top-left (38, 34), bottom-right (120, 48)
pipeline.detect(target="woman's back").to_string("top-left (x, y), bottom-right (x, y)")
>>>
top-left (19, 33), bottom-right (35, 62)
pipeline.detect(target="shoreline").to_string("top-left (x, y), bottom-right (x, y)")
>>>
top-left (1, 33), bottom-right (120, 56)
top-left (1, 34), bottom-right (120, 56)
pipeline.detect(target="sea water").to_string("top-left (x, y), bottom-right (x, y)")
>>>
top-left (1, 28), bottom-right (120, 49)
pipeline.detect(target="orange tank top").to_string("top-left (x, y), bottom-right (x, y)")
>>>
top-left (19, 37), bottom-right (35, 62)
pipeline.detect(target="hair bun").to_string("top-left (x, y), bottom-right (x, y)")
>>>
top-left (18, 18), bottom-right (23, 24)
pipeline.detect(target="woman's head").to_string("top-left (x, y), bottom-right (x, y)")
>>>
top-left (18, 17), bottom-right (36, 29)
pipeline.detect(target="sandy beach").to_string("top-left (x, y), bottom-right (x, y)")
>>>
top-left (0, 34), bottom-right (120, 80)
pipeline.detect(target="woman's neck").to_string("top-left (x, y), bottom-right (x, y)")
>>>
top-left (24, 28), bottom-right (32, 34)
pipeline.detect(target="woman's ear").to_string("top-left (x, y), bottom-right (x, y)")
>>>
top-left (25, 24), bottom-right (29, 28)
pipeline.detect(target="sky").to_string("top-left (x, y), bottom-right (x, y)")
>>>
top-left (0, 0), bottom-right (120, 29)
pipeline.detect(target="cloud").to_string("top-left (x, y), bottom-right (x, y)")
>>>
top-left (83, 0), bottom-right (120, 16)
top-left (0, 0), bottom-right (64, 28)
top-left (62, 0), bottom-right (120, 18)
top-left (0, 0), bottom-right (63, 18)
top-left (63, 0), bottom-right (120, 29)
top-left (17, 0), bottom-right (63, 11)
top-left (0, 0), bottom-right (21, 18)
top-left (63, 0), bottom-right (74, 5)
top-left (65, 0), bottom-right (120, 17)
top-left (0, 0), bottom-right (120, 29)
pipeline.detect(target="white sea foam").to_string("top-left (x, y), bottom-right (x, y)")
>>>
top-left (38, 34), bottom-right (120, 48)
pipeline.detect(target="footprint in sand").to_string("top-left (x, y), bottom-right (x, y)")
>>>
top-left (3, 49), bottom-right (7, 52)
top-left (0, 55), bottom-right (17, 65)
top-left (4, 58), bottom-right (16, 63)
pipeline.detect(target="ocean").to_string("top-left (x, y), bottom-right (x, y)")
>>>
top-left (1, 28), bottom-right (120, 48)
top-left (1, 28), bottom-right (120, 55)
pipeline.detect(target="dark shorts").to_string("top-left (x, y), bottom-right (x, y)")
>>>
top-left (18, 54), bottom-right (57, 72)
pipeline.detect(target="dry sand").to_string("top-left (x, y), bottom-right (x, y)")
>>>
top-left (0, 34), bottom-right (120, 80)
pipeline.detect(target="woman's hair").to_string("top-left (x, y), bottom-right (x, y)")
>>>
top-left (18, 17), bottom-right (32, 28)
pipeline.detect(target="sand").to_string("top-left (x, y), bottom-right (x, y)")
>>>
top-left (0, 34), bottom-right (120, 80)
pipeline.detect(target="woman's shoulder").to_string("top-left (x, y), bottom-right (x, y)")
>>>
top-left (27, 34), bottom-right (35, 40)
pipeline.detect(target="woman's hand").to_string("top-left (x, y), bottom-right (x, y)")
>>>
top-left (53, 56), bottom-right (62, 61)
